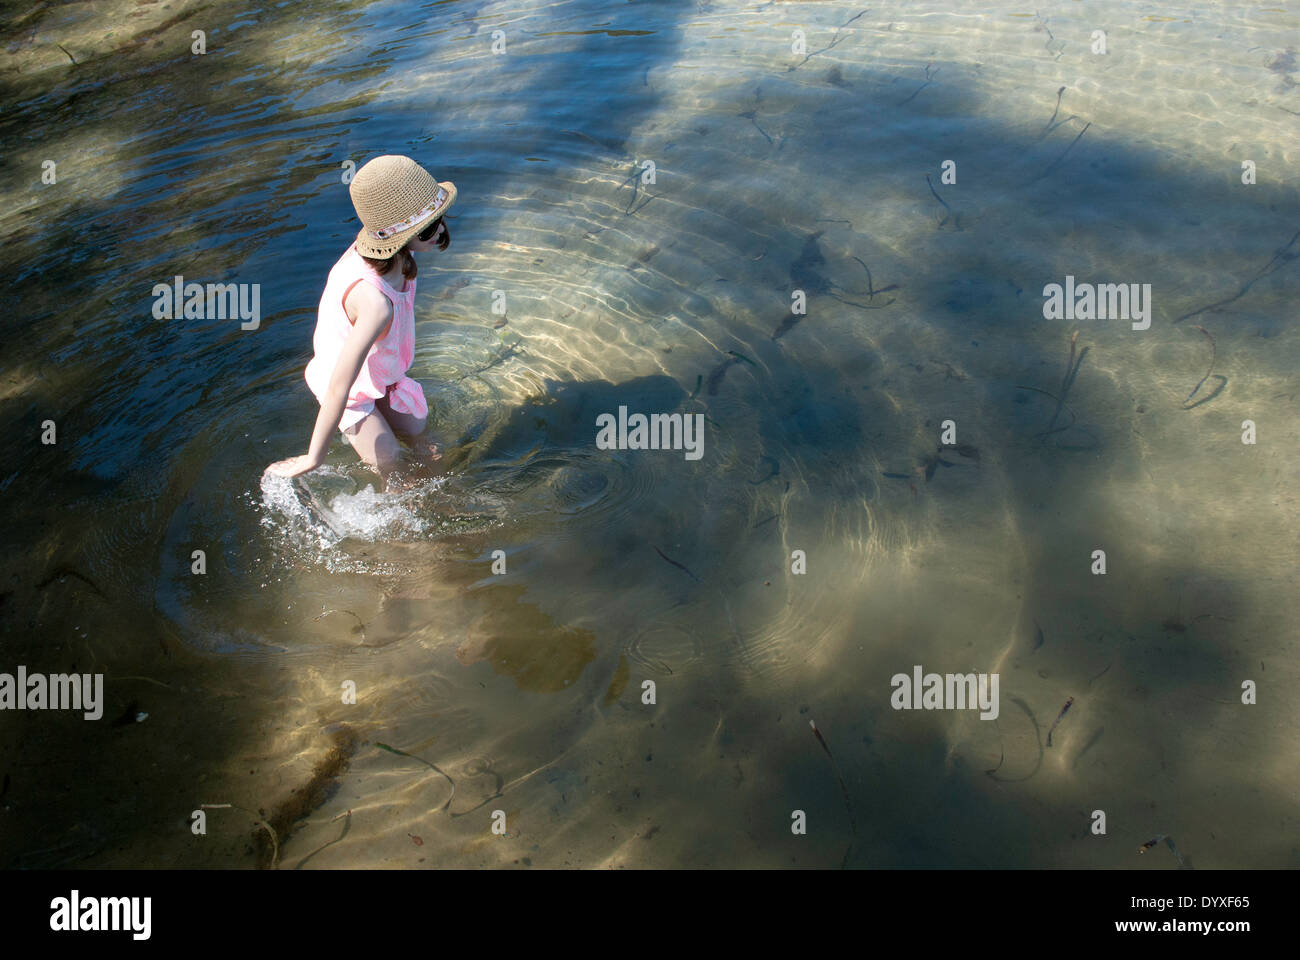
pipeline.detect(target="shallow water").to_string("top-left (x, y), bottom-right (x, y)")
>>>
top-left (1, 0), bottom-right (1297, 868)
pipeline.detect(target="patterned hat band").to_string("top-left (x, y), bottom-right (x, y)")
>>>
top-left (367, 187), bottom-right (449, 240)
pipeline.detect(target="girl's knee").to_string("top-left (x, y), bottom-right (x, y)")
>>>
top-left (374, 434), bottom-right (403, 470)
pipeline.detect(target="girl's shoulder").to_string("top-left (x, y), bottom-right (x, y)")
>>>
top-left (324, 242), bottom-right (363, 279)
top-left (329, 243), bottom-right (386, 287)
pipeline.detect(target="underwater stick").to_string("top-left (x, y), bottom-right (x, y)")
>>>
top-left (809, 720), bottom-right (858, 867)
top-left (201, 804), bottom-right (278, 868)
top-left (376, 742), bottom-right (456, 811)
top-left (924, 173), bottom-right (950, 211)
top-left (1046, 330), bottom-right (1081, 436)
top-left (1033, 121), bottom-right (1091, 182)
top-left (1045, 696), bottom-right (1074, 747)
top-left (1182, 324), bottom-right (1217, 407)
top-left (1174, 226), bottom-right (1300, 324)
top-left (653, 546), bottom-right (702, 582)
top-left (986, 695), bottom-right (1044, 782)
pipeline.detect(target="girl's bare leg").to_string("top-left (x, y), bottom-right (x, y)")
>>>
top-left (375, 392), bottom-right (427, 437)
top-left (376, 393), bottom-right (442, 466)
top-left (342, 409), bottom-right (404, 479)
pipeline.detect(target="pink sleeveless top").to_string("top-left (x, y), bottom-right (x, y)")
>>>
top-left (304, 243), bottom-right (428, 429)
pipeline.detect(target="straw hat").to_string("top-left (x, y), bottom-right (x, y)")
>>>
top-left (349, 155), bottom-right (457, 258)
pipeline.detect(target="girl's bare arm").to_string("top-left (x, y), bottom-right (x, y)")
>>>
top-left (266, 290), bottom-right (394, 477)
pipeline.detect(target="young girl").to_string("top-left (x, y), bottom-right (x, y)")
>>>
top-left (266, 154), bottom-right (456, 483)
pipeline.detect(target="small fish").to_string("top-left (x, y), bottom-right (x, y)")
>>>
top-left (654, 546), bottom-right (701, 582)
top-left (408, 833), bottom-right (424, 846)
top-left (882, 472), bottom-right (911, 480)
top-left (688, 374), bottom-right (703, 400)
top-left (953, 443), bottom-right (980, 461)
top-left (1033, 621), bottom-right (1044, 651)
top-left (1138, 835), bottom-right (1163, 854)
top-left (1046, 696), bottom-right (1074, 747)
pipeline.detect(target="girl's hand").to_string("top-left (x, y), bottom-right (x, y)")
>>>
top-left (265, 454), bottom-right (322, 478)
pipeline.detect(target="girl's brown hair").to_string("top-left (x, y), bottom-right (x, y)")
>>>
top-left (360, 243), bottom-right (417, 281)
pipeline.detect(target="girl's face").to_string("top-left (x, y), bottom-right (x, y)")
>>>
top-left (407, 216), bottom-right (449, 253)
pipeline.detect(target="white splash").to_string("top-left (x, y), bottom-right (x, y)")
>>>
top-left (259, 467), bottom-right (447, 546)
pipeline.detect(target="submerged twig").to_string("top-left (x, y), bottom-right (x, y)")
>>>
top-left (1015, 384), bottom-right (1077, 437)
top-left (376, 741), bottom-right (456, 811)
top-left (1045, 696), bottom-right (1074, 747)
top-left (201, 803), bottom-right (279, 869)
top-left (294, 810), bottom-right (352, 870)
top-left (1139, 834), bottom-right (1192, 869)
top-left (1086, 656), bottom-right (1113, 688)
top-left (788, 9), bottom-right (867, 71)
top-left (809, 720), bottom-right (858, 867)
top-left (897, 63), bottom-right (938, 105)
top-left (112, 676), bottom-right (173, 689)
top-left (924, 172), bottom-right (952, 225)
top-left (849, 255), bottom-right (899, 299)
top-left (1034, 12), bottom-right (1064, 61)
top-left (1032, 121), bottom-right (1091, 182)
top-left (925, 173), bottom-right (956, 208)
top-left (828, 291), bottom-right (893, 311)
top-left (1041, 86), bottom-right (1078, 136)
top-left (653, 546), bottom-right (702, 583)
top-left (314, 608), bottom-right (367, 641)
top-left (738, 110), bottom-right (773, 145)
top-left (1174, 227), bottom-right (1300, 324)
top-left (1182, 324), bottom-right (1225, 409)
top-left (986, 695), bottom-right (1044, 782)
top-left (1047, 330), bottom-right (1082, 434)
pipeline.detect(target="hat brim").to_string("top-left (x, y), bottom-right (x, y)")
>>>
top-left (354, 180), bottom-right (458, 258)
